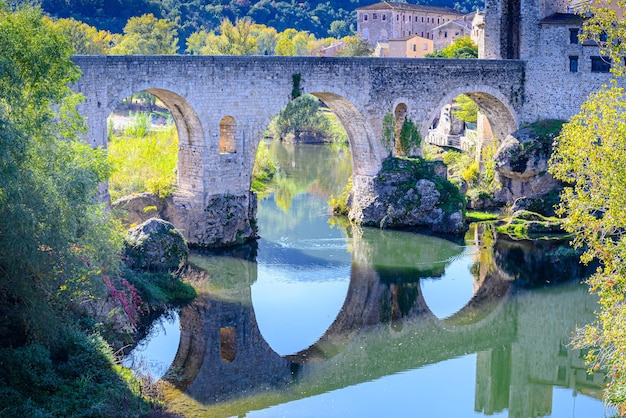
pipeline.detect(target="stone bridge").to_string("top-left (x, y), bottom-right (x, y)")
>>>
top-left (72, 56), bottom-right (525, 246)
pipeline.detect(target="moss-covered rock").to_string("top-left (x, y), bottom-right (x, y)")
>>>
top-left (348, 157), bottom-right (466, 235)
top-left (124, 218), bottom-right (188, 272)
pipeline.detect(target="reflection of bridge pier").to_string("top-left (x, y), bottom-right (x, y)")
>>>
top-left (165, 230), bottom-right (603, 416)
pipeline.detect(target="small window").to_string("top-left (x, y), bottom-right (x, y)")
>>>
top-left (373, 13), bottom-right (377, 19)
top-left (427, 17), bottom-right (430, 23)
top-left (569, 55), bottom-right (578, 72)
top-left (438, 18), bottom-right (440, 23)
top-left (444, 31), bottom-right (448, 38)
top-left (569, 28), bottom-right (579, 44)
top-left (382, 14), bottom-right (386, 21)
top-left (364, 14), bottom-right (368, 21)
top-left (220, 116), bottom-right (237, 154)
top-left (591, 56), bottom-right (611, 72)
top-left (423, 43), bottom-right (428, 50)
top-left (397, 15), bottom-right (399, 21)
top-left (413, 44), bottom-right (417, 52)
top-left (403, 15), bottom-right (406, 21)
top-left (421, 32), bottom-right (424, 37)
top-left (415, 16), bottom-right (418, 21)
top-left (422, 16), bottom-right (424, 22)
top-left (455, 31), bottom-right (460, 36)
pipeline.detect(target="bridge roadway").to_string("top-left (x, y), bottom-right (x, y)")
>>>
top-left (72, 55), bottom-right (525, 246)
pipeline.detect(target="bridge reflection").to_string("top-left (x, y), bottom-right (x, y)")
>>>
top-left (162, 226), bottom-right (601, 417)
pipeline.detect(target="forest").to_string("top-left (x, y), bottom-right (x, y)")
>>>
top-left (37, 0), bottom-right (485, 48)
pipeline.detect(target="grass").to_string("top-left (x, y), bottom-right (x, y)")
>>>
top-left (108, 113), bottom-right (178, 201)
top-left (466, 211), bottom-right (500, 222)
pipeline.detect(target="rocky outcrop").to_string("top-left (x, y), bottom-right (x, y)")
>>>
top-left (348, 158), bottom-right (465, 235)
top-left (111, 193), bottom-right (173, 226)
top-left (112, 192), bottom-right (258, 248)
top-left (493, 122), bottom-right (562, 211)
top-left (124, 218), bottom-right (188, 271)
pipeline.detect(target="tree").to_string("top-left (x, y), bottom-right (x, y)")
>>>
top-left (335, 35), bottom-right (372, 56)
top-left (0, 0), bottom-right (122, 344)
top-left (48, 17), bottom-right (120, 54)
top-left (111, 13), bottom-right (178, 54)
top-left (549, 85), bottom-right (626, 412)
top-left (426, 36), bottom-right (478, 58)
top-left (268, 94), bottom-right (331, 141)
top-left (201, 17), bottom-right (258, 55)
top-left (452, 94), bottom-right (478, 123)
top-left (548, 3), bottom-right (626, 412)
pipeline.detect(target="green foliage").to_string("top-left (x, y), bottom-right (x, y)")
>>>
top-left (381, 111), bottom-right (396, 154)
top-left (251, 140), bottom-right (276, 196)
top-left (124, 268), bottom-right (196, 307)
top-left (268, 94), bottom-right (343, 143)
top-left (291, 73), bottom-right (302, 99)
top-left (108, 117), bottom-right (178, 200)
top-left (193, 17), bottom-right (258, 55)
top-left (0, 332), bottom-right (155, 416)
top-left (549, 84), bottom-right (626, 410)
top-left (329, 176), bottom-right (353, 215)
top-left (111, 13), bottom-right (178, 55)
top-left (426, 36), bottom-right (478, 58)
top-left (452, 94), bottom-right (478, 123)
top-left (398, 118), bottom-right (421, 156)
top-left (465, 211), bottom-right (499, 222)
top-left (335, 35), bottom-right (372, 56)
top-left (48, 17), bottom-right (120, 54)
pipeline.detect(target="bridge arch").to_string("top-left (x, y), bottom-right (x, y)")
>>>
top-left (105, 86), bottom-right (206, 195)
top-left (427, 85), bottom-right (519, 143)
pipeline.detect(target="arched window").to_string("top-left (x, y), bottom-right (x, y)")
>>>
top-left (220, 116), bottom-right (236, 154)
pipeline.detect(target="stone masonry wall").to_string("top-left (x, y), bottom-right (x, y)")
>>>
top-left (72, 56), bottom-right (524, 245)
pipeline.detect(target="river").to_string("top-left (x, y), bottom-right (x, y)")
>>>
top-left (124, 142), bottom-right (614, 417)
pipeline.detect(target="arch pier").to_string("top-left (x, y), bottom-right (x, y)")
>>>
top-left (73, 56), bottom-right (527, 246)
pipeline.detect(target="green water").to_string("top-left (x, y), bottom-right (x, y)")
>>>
top-left (125, 142), bottom-right (613, 418)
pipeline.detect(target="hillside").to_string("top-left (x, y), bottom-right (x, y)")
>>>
top-left (38, 0), bottom-right (484, 43)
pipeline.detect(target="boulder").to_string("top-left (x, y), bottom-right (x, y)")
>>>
top-left (111, 193), bottom-right (172, 227)
top-left (124, 218), bottom-right (188, 271)
top-left (348, 158), bottom-right (465, 235)
top-left (493, 123), bottom-right (563, 210)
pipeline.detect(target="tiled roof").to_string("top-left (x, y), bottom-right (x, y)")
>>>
top-left (357, 1), bottom-right (464, 15)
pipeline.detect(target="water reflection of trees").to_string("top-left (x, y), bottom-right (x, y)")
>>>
top-left (163, 228), bottom-right (604, 417)
top-left (255, 141), bottom-right (352, 212)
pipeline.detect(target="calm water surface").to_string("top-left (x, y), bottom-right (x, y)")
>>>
top-left (125, 143), bottom-right (614, 417)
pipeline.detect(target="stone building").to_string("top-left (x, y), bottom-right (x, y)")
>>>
top-left (387, 34), bottom-right (434, 57)
top-left (432, 12), bottom-right (476, 50)
top-left (356, 2), bottom-right (464, 46)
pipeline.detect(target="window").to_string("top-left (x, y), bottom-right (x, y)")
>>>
top-left (403, 15), bottom-right (406, 21)
top-left (373, 13), bottom-right (377, 19)
top-left (423, 43), bottom-right (428, 50)
top-left (591, 56), bottom-right (611, 72)
top-left (220, 116), bottom-right (237, 154)
top-left (422, 16), bottom-right (424, 22)
top-left (569, 28), bottom-right (579, 44)
top-left (421, 32), bottom-right (424, 37)
top-left (569, 55), bottom-right (578, 72)
top-left (364, 14), bottom-right (368, 21)
top-left (397, 15), bottom-right (399, 21)
top-left (413, 44), bottom-right (417, 52)
top-left (427, 17), bottom-right (430, 23)
top-left (437, 18), bottom-right (440, 23)
top-left (444, 31), bottom-right (448, 38)
top-left (382, 14), bottom-right (386, 21)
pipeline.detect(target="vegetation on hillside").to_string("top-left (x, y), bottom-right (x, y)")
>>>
top-left (38, 0), bottom-right (485, 44)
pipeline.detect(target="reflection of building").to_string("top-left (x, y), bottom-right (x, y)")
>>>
top-left (356, 2), bottom-right (464, 46)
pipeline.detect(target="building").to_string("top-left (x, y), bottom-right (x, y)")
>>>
top-left (432, 12), bottom-right (476, 50)
top-left (387, 35), bottom-right (434, 57)
top-left (356, 2), bottom-right (464, 47)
